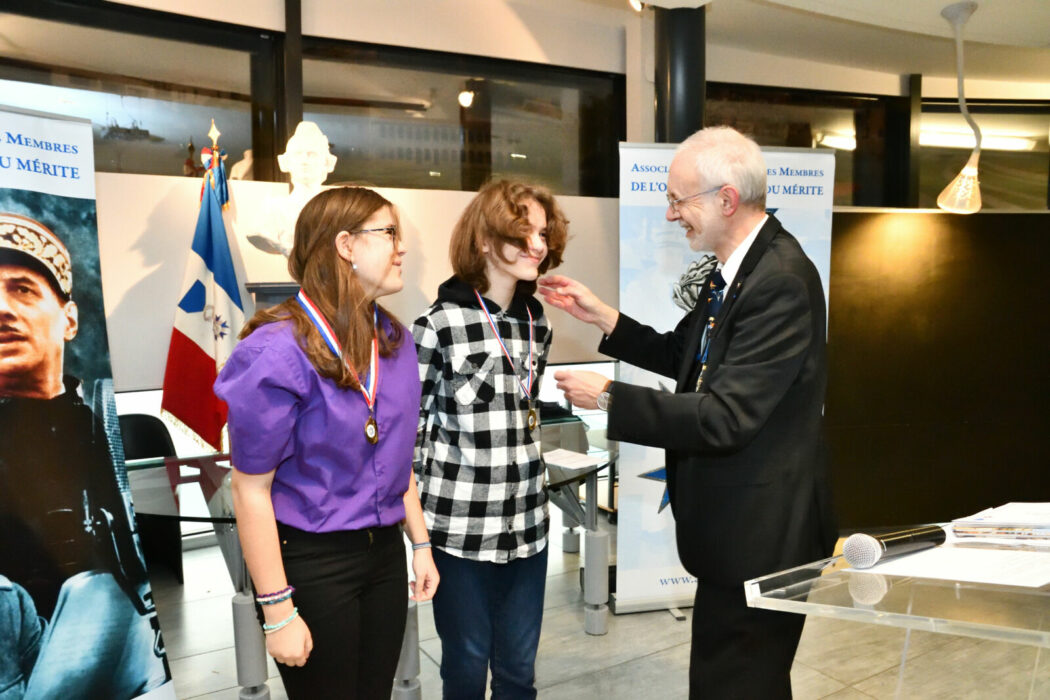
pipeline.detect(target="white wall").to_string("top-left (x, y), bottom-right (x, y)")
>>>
top-left (112, 0), bottom-right (285, 32)
top-left (114, 0), bottom-right (629, 73)
top-left (95, 174), bottom-right (283, 392)
top-left (921, 77), bottom-right (1050, 101)
top-left (706, 44), bottom-right (905, 96)
top-left (96, 174), bottom-right (617, 391)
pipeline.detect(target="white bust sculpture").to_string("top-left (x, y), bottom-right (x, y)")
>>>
top-left (247, 121), bottom-right (337, 256)
top-left (229, 149), bottom-right (253, 180)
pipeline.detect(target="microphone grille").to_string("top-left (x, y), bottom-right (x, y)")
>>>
top-left (843, 533), bottom-right (882, 569)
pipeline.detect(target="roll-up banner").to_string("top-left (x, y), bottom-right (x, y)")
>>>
top-left (614, 142), bottom-right (834, 613)
top-left (0, 106), bottom-right (174, 698)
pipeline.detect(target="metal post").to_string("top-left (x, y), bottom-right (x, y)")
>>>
top-left (583, 470), bottom-right (609, 635)
top-left (392, 600), bottom-right (422, 700)
top-left (215, 520), bottom-right (269, 699)
top-left (232, 592), bottom-right (270, 700)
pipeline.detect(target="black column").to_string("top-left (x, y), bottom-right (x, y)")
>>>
top-left (882, 74), bottom-right (921, 207)
top-left (277, 0), bottom-right (304, 162)
top-left (459, 78), bottom-right (492, 191)
top-left (654, 6), bottom-right (706, 144)
top-left (906, 74), bottom-right (922, 207)
top-left (852, 104), bottom-right (886, 206)
top-left (249, 45), bottom-right (279, 182)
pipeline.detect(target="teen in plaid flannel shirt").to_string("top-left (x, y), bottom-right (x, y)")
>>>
top-left (413, 180), bottom-right (568, 699)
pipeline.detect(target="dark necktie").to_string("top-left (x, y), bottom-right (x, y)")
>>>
top-left (695, 268), bottom-right (726, 390)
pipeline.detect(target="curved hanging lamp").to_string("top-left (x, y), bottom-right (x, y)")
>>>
top-left (937, 1), bottom-right (982, 214)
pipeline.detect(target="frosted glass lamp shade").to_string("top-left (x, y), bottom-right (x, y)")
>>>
top-left (937, 153), bottom-right (981, 214)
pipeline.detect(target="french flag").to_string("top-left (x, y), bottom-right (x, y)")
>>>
top-left (161, 156), bottom-right (244, 450)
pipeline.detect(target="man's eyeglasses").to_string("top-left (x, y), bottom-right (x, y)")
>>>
top-left (351, 225), bottom-right (399, 243)
top-left (666, 185), bottom-right (725, 213)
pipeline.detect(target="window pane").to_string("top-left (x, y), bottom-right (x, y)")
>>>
top-left (0, 14), bottom-right (252, 177)
top-left (301, 46), bottom-right (622, 196)
top-left (706, 83), bottom-right (862, 206)
top-left (919, 109), bottom-right (1049, 210)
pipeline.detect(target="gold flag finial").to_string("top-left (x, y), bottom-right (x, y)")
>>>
top-left (208, 119), bottom-right (221, 149)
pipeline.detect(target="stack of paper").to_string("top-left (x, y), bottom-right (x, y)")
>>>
top-left (951, 502), bottom-right (1050, 540)
top-left (543, 448), bottom-right (604, 472)
top-left (859, 544), bottom-right (1050, 588)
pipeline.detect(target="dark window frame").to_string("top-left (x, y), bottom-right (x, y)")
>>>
top-left (2, 0), bottom-right (282, 180)
top-left (705, 81), bottom-right (913, 207)
top-left (920, 97), bottom-right (1050, 210)
top-left (4, 2), bottom-right (626, 195)
top-left (301, 35), bottom-right (627, 197)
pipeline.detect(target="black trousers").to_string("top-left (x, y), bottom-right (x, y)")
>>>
top-left (272, 522), bottom-right (408, 700)
top-left (690, 582), bottom-right (804, 699)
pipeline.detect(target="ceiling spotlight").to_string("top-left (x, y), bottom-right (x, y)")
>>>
top-left (458, 90), bottom-right (475, 108)
top-left (628, 0), bottom-right (644, 11)
top-left (937, 1), bottom-right (982, 215)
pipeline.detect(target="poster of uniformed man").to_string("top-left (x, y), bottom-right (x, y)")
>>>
top-left (0, 107), bottom-right (173, 700)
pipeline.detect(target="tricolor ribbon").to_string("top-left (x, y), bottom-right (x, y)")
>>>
top-left (473, 290), bottom-right (534, 401)
top-left (296, 289), bottom-right (378, 409)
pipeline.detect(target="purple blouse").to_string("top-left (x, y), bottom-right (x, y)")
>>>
top-left (214, 318), bottom-right (421, 533)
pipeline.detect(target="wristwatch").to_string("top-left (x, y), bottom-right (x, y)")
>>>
top-left (596, 381), bottom-right (613, 412)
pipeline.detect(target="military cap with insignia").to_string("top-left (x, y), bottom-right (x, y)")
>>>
top-left (0, 212), bottom-right (73, 300)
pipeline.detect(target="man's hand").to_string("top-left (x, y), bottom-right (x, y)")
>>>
top-left (537, 275), bottom-right (619, 336)
top-left (554, 370), bottom-right (610, 410)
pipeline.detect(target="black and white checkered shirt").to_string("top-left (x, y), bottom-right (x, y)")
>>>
top-left (413, 277), bottom-right (551, 563)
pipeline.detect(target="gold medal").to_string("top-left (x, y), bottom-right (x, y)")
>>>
top-left (695, 363), bottom-right (707, 391)
top-left (473, 290), bottom-right (539, 435)
top-left (297, 292), bottom-right (382, 447)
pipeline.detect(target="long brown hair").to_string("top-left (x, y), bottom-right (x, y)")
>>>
top-left (240, 187), bottom-right (404, 389)
top-left (449, 180), bottom-right (568, 296)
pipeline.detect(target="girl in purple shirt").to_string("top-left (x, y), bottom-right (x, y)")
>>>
top-left (215, 186), bottom-right (438, 699)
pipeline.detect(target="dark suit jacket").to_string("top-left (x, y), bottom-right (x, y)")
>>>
top-left (601, 215), bottom-right (837, 586)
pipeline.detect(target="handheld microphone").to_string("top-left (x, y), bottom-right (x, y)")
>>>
top-left (842, 524), bottom-right (947, 569)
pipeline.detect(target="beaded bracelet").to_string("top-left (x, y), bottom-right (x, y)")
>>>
top-left (411, 542), bottom-right (432, 551)
top-left (256, 585), bottom-right (295, 605)
top-left (258, 591), bottom-right (293, 605)
top-left (262, 607), bottom-right (299, 635)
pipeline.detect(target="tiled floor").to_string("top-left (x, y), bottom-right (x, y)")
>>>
top-left (152, 509), bottom-right (1049, 699)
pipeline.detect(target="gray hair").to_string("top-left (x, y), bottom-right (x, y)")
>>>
top-left (676, 126), bottom-right (767, 209)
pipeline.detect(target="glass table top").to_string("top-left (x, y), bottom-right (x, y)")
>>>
top-left (745, 550), bottom-right (1050, 648)
top-left (125, 446), bottom-right (610, 520)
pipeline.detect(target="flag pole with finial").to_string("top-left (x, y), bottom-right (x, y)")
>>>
top-left (200, 119), bottom-right (230, 208)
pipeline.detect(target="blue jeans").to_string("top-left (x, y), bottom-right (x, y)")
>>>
top-left (431, 547), bottom-right (548, 700)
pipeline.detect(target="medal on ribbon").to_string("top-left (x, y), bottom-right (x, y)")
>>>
top-left (297, 290), bottom-right (380, 444)
top-left (473, 290), bottom-right (538, 431)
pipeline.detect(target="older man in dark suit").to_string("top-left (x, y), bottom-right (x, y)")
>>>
top-left (539, 126), bottom-right (836, 699)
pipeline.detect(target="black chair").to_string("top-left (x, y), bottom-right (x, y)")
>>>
top-left (119, 413), bottom-right (183, 584)
top-left (119, 413), bottom-right (178, 461)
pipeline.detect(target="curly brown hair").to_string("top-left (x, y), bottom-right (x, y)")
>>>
top-left (449, 180), bottom-right (568, 296)
top-left (240, 187), bottom-right (403, 389)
